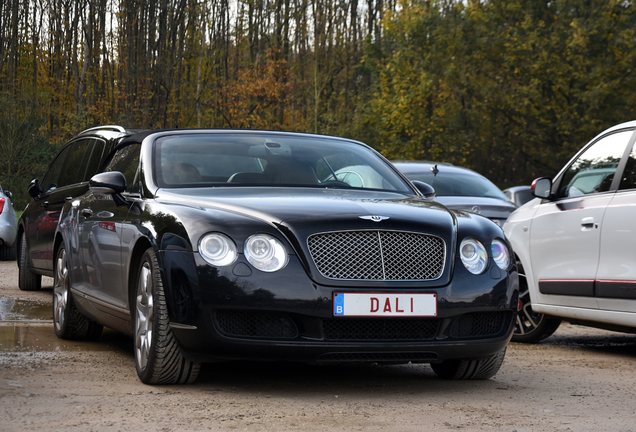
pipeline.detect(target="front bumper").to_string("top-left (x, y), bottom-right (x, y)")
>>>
top-left (163, 251), bottom-right (518, 364)
top-left (0, 217), bottom-right (17, 246)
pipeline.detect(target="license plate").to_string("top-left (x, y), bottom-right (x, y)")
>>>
top-left (333, 293), bottom-right (437, 317)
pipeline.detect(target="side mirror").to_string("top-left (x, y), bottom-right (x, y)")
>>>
top-left (5, 191), bottom-right (12, 200)
top-left (532, 177), bottom-right (552, 199)
top-left (27, 179), bottom-right (42, 198)
top-left (411, 180), bottom-right (436, 199)
top-left (89, 171), bottom-right (127, 194)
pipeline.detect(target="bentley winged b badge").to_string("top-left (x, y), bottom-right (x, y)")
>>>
top-left (359, 215), bottom-right (390, 222)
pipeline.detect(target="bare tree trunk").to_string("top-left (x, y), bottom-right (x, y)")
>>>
top-left (196, 3), bottom-right (206, 127)
top-left (8, 0), bottom-right (20, 96)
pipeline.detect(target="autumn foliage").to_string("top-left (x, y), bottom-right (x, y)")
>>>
top-left (1, 0), bottom-right (636, 207)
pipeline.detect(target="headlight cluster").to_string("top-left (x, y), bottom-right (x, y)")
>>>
top-left (459, 238), bottom-right (510, 274)
top-left (198, 233), bottom-right (288, 272)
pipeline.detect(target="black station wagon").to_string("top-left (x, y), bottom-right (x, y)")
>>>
top-left (18, 126), bottom-right (126, 291)
top-left (37, 127), bottom-right (518, 384)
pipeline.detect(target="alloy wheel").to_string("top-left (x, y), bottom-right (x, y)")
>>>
top-left (135, 262), bottom-right (154, 371)
top-left (53, 248), bottom-right (69, 332)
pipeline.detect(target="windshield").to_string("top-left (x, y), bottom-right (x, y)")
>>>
top-left (153, 133), bottom-right (413, 193)
top-left (403, 170), bottom-right (508, 200)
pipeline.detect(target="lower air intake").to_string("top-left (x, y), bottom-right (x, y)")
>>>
top-left (449, 312), bottom-right (509, 339)
top-left (215, 310), bottom-right (299, 339)
top-left (323, 318), bottom-right (439, 341)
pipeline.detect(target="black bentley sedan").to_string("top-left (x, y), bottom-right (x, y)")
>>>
top-left (51, 127), bottom-right (518, 384)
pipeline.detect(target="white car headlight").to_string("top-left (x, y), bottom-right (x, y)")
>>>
top-left (199, 233), bottom-right (238, 266)
top-left (491, 239), bottom-right (510, 270)
top-left (460, 238), bottom-right (488, 274)
top-left (244, 234), bottom-right (288, 272)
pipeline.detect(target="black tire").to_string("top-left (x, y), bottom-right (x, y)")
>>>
top-left (134, 247), bottom-right (200, 385)
top-left (85, 320), bottom-right (104, 341)
top-left (18, 233), bottom-right (41, 291)
top-left (431, 349), bottom-right (507, 380)
top-left (512, 259), bottom-right (561, 343)
top-left (0, 243), bottom-right (14, 261)
top-left (53, 244), bottom-right (103, 340)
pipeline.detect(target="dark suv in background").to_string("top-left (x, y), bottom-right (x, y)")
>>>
top-left (18, 126), bottom-right (132, 290)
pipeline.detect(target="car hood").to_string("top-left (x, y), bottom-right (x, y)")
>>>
top-left (154, 187), bottom-right (507, 288)
top-left (156, 187), bottom-right (456, 232)
top-left (433, 196), bottom-right (516, 219)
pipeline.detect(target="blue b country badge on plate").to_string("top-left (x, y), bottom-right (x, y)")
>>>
top-left (333, 293), bottom-right (345, 316)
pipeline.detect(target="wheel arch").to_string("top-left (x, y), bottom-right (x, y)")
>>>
top-left (512, 249), bottom-right (540, 305)
top-left (16, 224), bottom-right (25, 268)
top-left (127, 236), bottom-right (154, 316)
top-left (53, 232), bottom-right (64, 258)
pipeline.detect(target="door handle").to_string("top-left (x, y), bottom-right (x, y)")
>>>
top-left (81, 208), bottom-right (93, 218)
top-left (42, 201), bottom-right (49, 208)
top-left (581, 217), bottom-right (595, 228)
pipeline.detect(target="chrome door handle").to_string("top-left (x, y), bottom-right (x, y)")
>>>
top-left (81, 208), bottom-right (93, 218)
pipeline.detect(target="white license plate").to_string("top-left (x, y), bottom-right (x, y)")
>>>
top-left (333, 293), bottom-right (437, 317)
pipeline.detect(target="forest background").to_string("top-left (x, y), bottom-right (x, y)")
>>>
top-left (1, 0), bottom-right (636, 208)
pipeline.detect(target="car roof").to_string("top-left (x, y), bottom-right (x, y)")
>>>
top-left (391, 161), bottom-right (485, 177)
top-left (595, 120), bottom-right (636, 136)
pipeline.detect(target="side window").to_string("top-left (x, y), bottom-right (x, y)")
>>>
top-left (619, 141), bottom-right (636, 190)
top-left (41, 144), bottom-right (73, 193)
top-left (75, 139), bottom-right (96, 183)
top-left (558, 131), bottom-right (632, 198)
top-left (105, 144), bottom-right (141, 193)
top-left (81, 139), bottom-right (107, 182)
top-left (57, 139), bottom-right (91, 188)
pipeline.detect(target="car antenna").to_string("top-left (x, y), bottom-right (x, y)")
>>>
top-left (430, 165), bottom-right (439, 176)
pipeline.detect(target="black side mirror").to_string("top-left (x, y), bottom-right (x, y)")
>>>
top-left (5, 191), bottom-right (12, 199)
top-left (411, 180), bottom-right (436, 199)
top-left (89, 171), bottom-right (127, 194)
top-left (27, 179), bottom-right (42, 198)
top-left (532, 177), bottom-right (552, 199)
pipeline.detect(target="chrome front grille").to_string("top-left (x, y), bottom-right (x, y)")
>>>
top-left (307, 230), bottom-right (445, 281)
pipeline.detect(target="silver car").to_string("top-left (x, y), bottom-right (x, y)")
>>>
top-left (0, 185), bottom-right (18, 261)
top-left (503, 185), bottom-right (534, 207)
top-left (392, 161), bottom-right (517, 227)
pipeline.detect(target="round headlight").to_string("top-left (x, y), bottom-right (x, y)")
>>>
top-left (198, 233), bottom-right (237, 266)
top-left (492, 239), bottom-right (510, 270)
top-left (460, 238), bottom-right (488, 274)
top-left (244, 234), bottom-right (288, 272)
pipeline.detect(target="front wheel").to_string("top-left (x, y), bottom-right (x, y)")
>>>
top-left (431, 349), bottom-right (506, 380)
top-left (134, 248), bottom-right (200, 384)
top-left (512, 260), bottom-right (561, 343)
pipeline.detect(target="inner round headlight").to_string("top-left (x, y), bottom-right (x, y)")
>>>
top-left (199, 233), bottom-right (237, 266)
top-left (460, 238), bottom-right (488, 274)
top-left (492, 239), bottom-right (510, 270)
top-left (244, 234), bottom-right (288, 272)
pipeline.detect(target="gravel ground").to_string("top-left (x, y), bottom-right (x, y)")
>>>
top-left (1, 261), bottom-right (636, 431)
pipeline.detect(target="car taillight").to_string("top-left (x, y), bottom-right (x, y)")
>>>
top-left (0, 198), bottom-right (5, 214)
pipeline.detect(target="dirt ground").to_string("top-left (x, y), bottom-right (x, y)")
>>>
top-left (1, 261), bottom-right (636, 432)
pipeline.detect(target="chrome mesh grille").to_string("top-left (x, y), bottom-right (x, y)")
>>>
top-left (307, 230), bottom-right (445, 280)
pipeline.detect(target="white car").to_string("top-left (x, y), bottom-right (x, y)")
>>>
top-left (504, 120), bottom-right (636, 342)
top-left (0, 185), bottom-right (17, 261)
